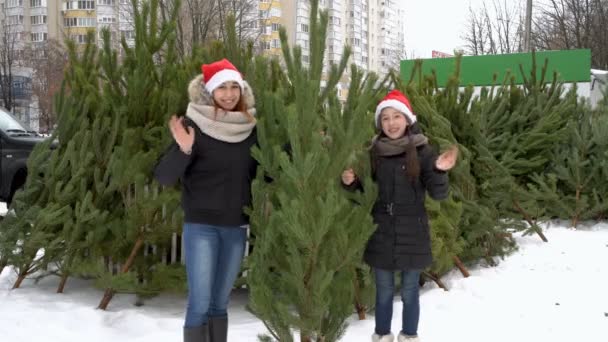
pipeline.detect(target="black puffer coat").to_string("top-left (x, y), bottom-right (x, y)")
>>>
top-left (363, 144), bottom-right (449, 270)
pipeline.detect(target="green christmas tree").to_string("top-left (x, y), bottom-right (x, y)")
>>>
top-left (0, 38), bottom-right (109, 289)
top-left (246, 0), bottom-right (382, 340)
top-left (528, 98), bottom-right (608, 227)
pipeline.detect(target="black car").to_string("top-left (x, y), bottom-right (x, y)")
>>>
top-left (0, 108), bottom-right (47, 205)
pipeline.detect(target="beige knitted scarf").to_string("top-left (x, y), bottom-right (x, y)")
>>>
top-left (186, 103), bottom-right (256, 143)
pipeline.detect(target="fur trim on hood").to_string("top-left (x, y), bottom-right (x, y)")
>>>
top-left (188, 74), bottom-right (255, 109)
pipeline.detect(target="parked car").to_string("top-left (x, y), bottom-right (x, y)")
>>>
top-left (0, 108), bottom-right (47, 205)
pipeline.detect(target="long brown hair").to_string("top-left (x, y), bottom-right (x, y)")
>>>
top-left (371, 126), bottom-right (421, 183)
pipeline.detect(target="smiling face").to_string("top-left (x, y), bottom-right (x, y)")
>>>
top-left (380, 107), bottom-right (408, 139)
top-left (212, 81), bottom-right (242, 111)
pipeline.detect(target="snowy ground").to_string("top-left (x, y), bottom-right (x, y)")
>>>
top-left (1, 221), bottom-right (608, 342)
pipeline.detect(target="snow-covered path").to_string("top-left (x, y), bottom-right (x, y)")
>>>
top-left (1, 222), bottom-right (607, 342)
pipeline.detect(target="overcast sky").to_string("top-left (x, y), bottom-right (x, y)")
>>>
top-left (400, 0), bottom-right (489, 58)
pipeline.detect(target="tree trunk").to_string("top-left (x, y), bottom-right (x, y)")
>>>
top-left (513, 200), bottom-right (548, 242)
top-left (97, 234), bottom-right (145, 310)
top-left (572, 187), bottom-right (581, 228)
top-left (300, 335), bottom-right (312, 342)
top-left (353, 272), bottom-right (367, 320)
top-left (423, 271), bottom-right (448, 291)
top-left (12, 271), bottom-right (28, 289)
top-left (98, 288), bottom-right (115, 311)
top-left (452, 256), bottom-right (470, 278)
top-left (57, 274), bottom-right (68, 293)
top-left (355, 302), bottom-right (367, 320)
top-left (0, 258), bottom-right (7, 275)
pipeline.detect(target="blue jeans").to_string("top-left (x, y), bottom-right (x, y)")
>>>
top-left (183, 223), bottom-right (247, 328)
top-left (374, 268), bottom-right (422, 336)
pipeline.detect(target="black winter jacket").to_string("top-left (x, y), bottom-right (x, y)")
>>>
top-left (154, 121), bottom-right (257, 227)
top-left (358, 144), bottom-right (449, 270)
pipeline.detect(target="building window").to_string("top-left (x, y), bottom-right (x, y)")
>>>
top-left (71, 34), bottom-right (88, 44)
top-left (271, 39), bottom-right (280, 49)
top-left (77, 0), bottom-right (95, 9)
top-left (271, 23), bottom-right (281, 32)
top-left (301, 23), bottom-right (309, 33)
top-left (64, 17), bottom-right (96, 27)
top-left (122, 30), bottom-right (135, 39)
top-left (31, 32), bottom-right (48, 42)
top-left (98, 0), bottom-right (114, 4)
top-left (269, 7), bottom-right (281, 17)
top-left (30, 15), bottom-right (47, 25)
top-left (79, 17), bottom-right (96, 26)
top-left (8, 15), bottom-right (24, 25)
top-left (6, 0), bottom-right (23, 7)
top-left (98, 16), bottom-right (116, 23)
top-left (30, 0), bottom-right (45, 7)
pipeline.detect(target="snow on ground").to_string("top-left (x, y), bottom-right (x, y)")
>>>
top-left (1, 222), bottom-right (607, 342)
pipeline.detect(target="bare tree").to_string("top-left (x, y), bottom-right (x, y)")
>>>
top-left (155, 0), bottom-right (260, 58)
top-left (155, 0), bottom-right (219, 56)
top-left (463, 0), bottom-right (608, 68)
top-left (0, 2), bottom-right (20, 111)
top-left (462, 5), bottom-right (492, 55)
top-left (25, 40), bottom-right (67, 133)
top-left (217, 0), bottom-right (260, 43)
top-left (461, 0), bottom-right (525, 55)
top-left (534, 0), bottom-right (608, 69)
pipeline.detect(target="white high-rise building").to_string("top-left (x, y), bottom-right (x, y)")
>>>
top-left (0, 0), bottom-right (136, 129)
top-left (259, 0), bottom-right (405, 77)
top-left (0, 0), bottom-right (134, 47)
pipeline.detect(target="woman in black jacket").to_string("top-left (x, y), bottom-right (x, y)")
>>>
top-left (154, 59), bottom-right (257, 342)
top-left (342, 90), bottom-right (458, 342)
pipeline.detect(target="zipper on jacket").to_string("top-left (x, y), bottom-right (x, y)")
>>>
top-left (386, 203), bottom-right (394, 216)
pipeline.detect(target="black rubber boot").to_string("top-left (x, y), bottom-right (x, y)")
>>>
top-left (183, 324), bottom-right (209, 342)
top-left (208, 316), bottom-right (228, 342)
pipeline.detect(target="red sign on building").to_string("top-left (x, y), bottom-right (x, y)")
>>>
top-left (432, 50), bottom-right (453, 58)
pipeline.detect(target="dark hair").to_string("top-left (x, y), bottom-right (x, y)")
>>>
top-left (371, 125), bottom-right (420, 182)
top-left (212, 86), bottom-right (255, 122)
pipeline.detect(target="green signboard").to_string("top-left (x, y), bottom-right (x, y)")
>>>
top-left (400, 49), bottom-right (591, 87)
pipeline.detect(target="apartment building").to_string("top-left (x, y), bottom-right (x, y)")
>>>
top-left (258, 0), bottom-right (405, 77)
top-left (0, 0), bottom-right (134, 47)
top-left (0, 0), bottom-right (135, 128)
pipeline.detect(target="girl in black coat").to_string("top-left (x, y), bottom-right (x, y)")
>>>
top-left (154, 59), bottom-right (257, 342)
top-left (342, 90), bottom-right (458, 342)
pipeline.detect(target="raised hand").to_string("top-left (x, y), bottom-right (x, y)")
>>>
top-left (435, 145), bottom-right (459, 171)
top-left (341, 168), bottom-right (356, 185)
top-left (169, 115), bottom-right (195, 154)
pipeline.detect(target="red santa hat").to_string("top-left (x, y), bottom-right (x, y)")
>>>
top-left (202, 58), bottom-right (244, 94)
top-left (374, 90), bottom-right (416, 127)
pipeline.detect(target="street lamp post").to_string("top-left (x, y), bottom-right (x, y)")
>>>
top-left (524, 0), bottom-right (533, 52)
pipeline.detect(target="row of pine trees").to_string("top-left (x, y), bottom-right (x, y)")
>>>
top-left (0, 0), bottom-right (606, 340)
